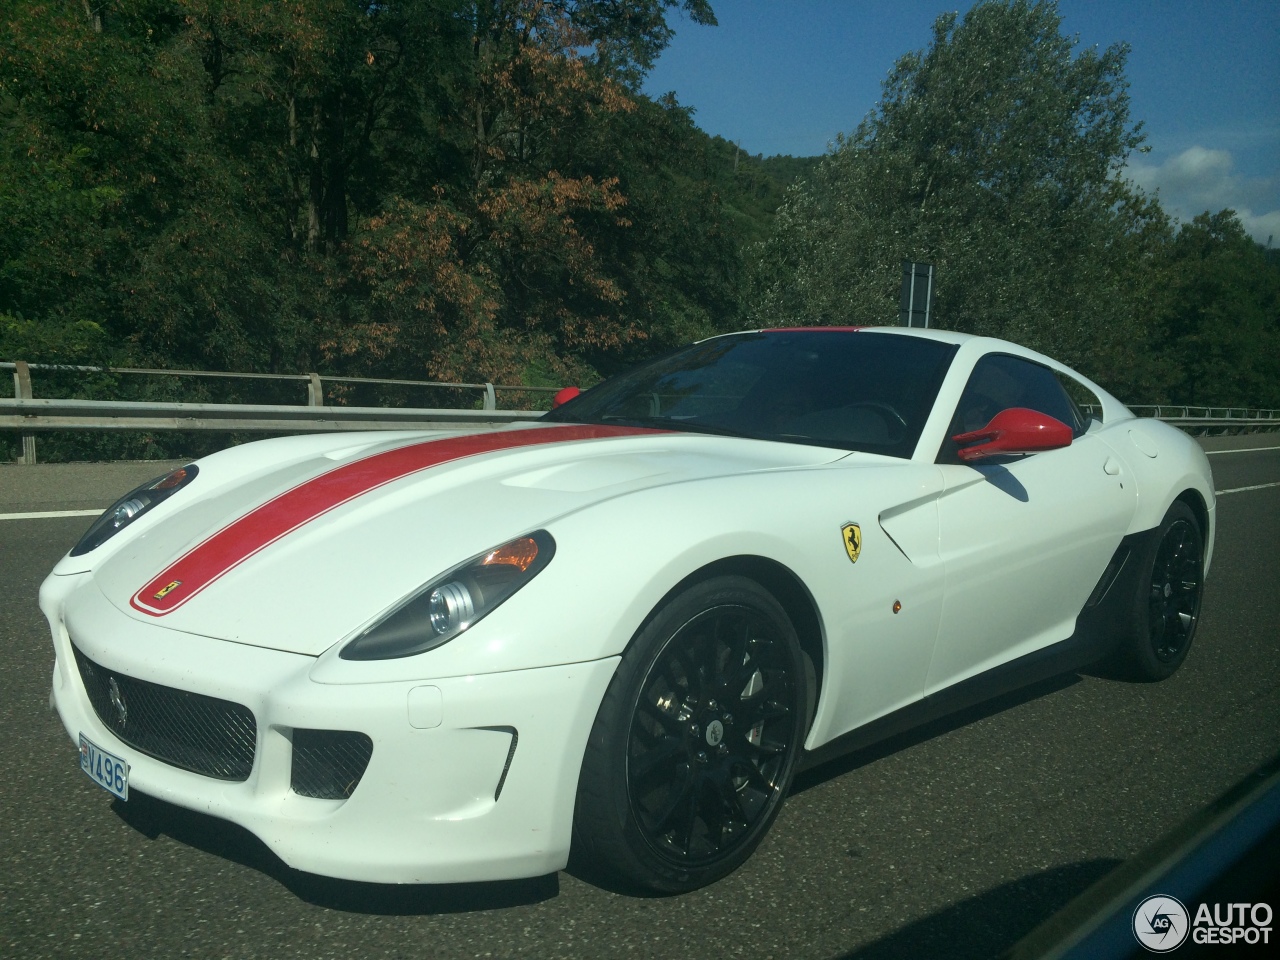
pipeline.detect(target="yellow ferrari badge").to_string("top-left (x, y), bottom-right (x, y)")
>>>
top-left (841, 522), bottom-right (862, 564)
top-left (153, 580), bottom-right (182, 600)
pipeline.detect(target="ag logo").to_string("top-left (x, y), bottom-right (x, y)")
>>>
top-left (152, 580), bottom-right (182, 601)
top-left (841, 522), bottom-right (862, 564)
top-left (1133, 894), bottom-right (1189, 952)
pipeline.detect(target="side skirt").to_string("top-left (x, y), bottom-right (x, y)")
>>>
top-left (798, 526), bottom-right (1161, 773)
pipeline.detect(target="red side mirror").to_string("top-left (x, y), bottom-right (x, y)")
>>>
top-left (551, 386), bottom-right (581, 408)
top-left (951, 407), bottom-right (1072, 461)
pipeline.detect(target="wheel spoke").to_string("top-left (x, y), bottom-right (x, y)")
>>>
top-left (675, 781), bottom-right (701, 853)
top-left (665, 651), bottom-right (696, 699)
top-left (730, 757), bottom-right (774, 793)
top-left (745, 739), bottom-right (786, 757)
top-left (630, 737), bottom-right (684, 785)
top-left (743, 698), bottom-right (792, 725)
top-left (650, 772), bottom-right (696, 835)
top-left (715, 611), bottom-right (750, 667)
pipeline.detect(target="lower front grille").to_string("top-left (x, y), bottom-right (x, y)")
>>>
top-left (72, 645), bottom-right (257, 782)
top-left (291, 729), bottom-right (374, 799)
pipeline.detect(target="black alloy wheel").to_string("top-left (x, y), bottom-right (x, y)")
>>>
top-left (1121, 500), bottom-right (1205, 681)
top-left (1148, 514), bottom-right (1203, 663)
top-left (627, 603), bottom-right (799, 864)
top-left (574, 576), bottom-right (808, 893)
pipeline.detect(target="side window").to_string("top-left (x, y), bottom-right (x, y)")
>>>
top-left (1054, 371), bottom-right (1103, 427)
top-left (938, 354), bottom-right (1082, 463)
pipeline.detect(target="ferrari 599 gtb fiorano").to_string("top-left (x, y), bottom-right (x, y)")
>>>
top-left (42, 327), bottom-right (1214, 892)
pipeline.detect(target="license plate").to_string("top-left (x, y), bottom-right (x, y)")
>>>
top-left (79, 733), bottom-right (129, 801)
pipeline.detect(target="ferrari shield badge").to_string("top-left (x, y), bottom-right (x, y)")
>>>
top-left (152, 580), bottom-right (182, 601)
top-left (841, 522), bottom-right (862, 564)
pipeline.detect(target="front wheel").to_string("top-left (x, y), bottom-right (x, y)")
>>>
top-left (1117, 500), bottom-right (1205, 681)
top-left (573, 576), bottom-right (808, 893)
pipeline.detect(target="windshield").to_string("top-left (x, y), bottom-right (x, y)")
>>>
top-left (544, 330), bottom-right (958, 458)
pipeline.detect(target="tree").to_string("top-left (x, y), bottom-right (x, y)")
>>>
top-left (1, 0), bottom-right (731, 392)
top-left (749, 0), bottom-right (1168, 396)
top-left (336, 0), bottom-right (725, 386)
top-left (1151, 211), bottom-right (1280, 408)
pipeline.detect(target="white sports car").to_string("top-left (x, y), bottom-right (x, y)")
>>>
top-left (42, 327), bottom-right (1215, 892)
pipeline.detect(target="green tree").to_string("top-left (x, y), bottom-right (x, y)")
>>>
top-left (749, 0), bottom-right (1169, 396)
top-left (1152, 211), bottom-right (1280, 408)
top-left (1, 0), bottom-right (731, 391)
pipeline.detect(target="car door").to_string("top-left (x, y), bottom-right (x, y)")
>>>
top-left (926, 353), bottom-right (1137, 690)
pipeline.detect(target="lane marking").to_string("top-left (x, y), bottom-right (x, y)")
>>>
top-left (1205, 445), bottom-right (1280, 455)
top-left (1215, 481), bottom-right (1280, 496)
top-left (0, 508), bottom-right (103, 521)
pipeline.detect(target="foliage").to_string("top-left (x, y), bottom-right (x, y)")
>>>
top-left (1151, 212), bottom-right (1280, 408)
top-left (3, 0), bottom-right (1273, 467)
top-left (748, 0), bottom-right (1181, 399)
top-left (0, 1), bottom-right (751, 389)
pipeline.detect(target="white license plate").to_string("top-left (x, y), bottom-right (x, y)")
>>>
top-left (79, 733), bottom-right (129, 801)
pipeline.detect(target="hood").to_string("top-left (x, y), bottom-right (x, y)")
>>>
top-left (88, 423), bottom-right (845, 655)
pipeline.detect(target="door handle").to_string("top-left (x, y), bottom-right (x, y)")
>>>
top-left (1103, 457), bottom-right (1121, 476)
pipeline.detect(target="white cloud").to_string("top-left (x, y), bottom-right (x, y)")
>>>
top-left (1125, 146), bottom-right (1280, 246)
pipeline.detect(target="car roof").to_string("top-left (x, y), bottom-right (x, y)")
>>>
top-left (703, 325), bottom-right (975, 347)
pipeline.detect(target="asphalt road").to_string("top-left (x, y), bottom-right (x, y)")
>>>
top-left (2, 437), bottom-right (1278, 960)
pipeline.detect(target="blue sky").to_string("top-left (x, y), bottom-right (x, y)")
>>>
top-left (642, 0), bottom-right (1280, 243)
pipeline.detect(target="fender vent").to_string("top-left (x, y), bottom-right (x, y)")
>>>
top-left (1085, 544), bottom-right (1132, 608)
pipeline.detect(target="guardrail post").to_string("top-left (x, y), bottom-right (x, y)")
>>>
top-left (307, 373), bottom-right (324, 407)
top-left (13, 360), bottom-right (35, 465)
top-left (483, 383), bottom-right (496, 411)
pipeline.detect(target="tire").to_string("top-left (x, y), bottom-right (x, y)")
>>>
top-left (1118, 500), bottom-right (1205, 682)
top-left (573, 576), bottom-right (808, 893)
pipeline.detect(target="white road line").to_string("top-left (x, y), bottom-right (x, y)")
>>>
top-left (0, 509), bottom-right (103, 521)
top-left (1205, 445), bottom-right (1280, 455)
top-left (1215, 482), bottom-right (1280, 496)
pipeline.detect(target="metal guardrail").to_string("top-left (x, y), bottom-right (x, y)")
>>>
top-left (1126, 405), bottom-right (1280, 433)
top-left (1077, 404), bottom-right (1280, 436)
top-left (3, 360), bottom-right (558, 464)
top-left (0, 397), bottom-right (543, 431)
top-left (4, 361), bottom-right (1279, 465)
top-left (0, 360), bottom-right (557, 408)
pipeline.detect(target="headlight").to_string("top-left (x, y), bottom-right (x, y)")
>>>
top-left (70, 465), bottom-right (200, 557)
top-left (339, 530), bottom-right (556, 660)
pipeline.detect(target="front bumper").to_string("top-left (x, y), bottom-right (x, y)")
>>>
top-left (41, 572), bottom-right (619, 884)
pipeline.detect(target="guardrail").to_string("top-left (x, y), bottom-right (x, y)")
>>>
top-left (3, 360), bottom-right (557, 464)
top-left (1127, 405), bottom-right (1280, 433)
top-left (4, 360), bottom-right (1279, 465)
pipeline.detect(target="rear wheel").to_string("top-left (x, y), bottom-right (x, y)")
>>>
top-left (573, 576), bottom-right (807, 893)
top-left (1119, 500), bottom-right (1204, 681)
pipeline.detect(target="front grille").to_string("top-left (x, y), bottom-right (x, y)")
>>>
top-left (73, 645), bottom-right (257, 782)
top-left (291, 729), bottom-right (374, 799)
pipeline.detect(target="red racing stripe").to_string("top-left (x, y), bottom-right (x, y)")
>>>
top-left (759, 326), bottom-right (864, 333)
top-left (131, 424), bottom-right (662, 616)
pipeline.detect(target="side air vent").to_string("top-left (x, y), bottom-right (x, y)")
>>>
top-left (291, 729), bottom-right (374, 799)
top-left (1085, 544), bottom-right (1132, 608)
